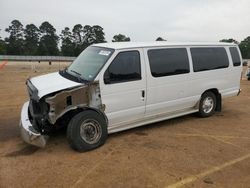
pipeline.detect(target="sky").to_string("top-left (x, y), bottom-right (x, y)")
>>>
top-left (0, 0), bottom-right (249, 42)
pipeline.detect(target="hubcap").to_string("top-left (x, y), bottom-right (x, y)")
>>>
top-left (80, 119), bottom-right (102, 144)
top-left (202, 97), bottom-right (214, 114)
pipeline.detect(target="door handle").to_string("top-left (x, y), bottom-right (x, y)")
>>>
top-left (141, 90), bottom-right (145, 98)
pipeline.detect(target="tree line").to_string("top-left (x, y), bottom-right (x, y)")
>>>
top-left (0, 20), bottom-right (132, 57)
top-left (0, 20), bottom-right (249, 58)
top-left (220, 38), bottom-right (250, 59)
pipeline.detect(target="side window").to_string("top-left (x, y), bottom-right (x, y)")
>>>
top-left (229, 47), bottom-right (241, 66)
top-left (191, 47), bottom-right (229, 72)
top-left (104, 51), bottom-right (141, 84)
top-left (147, 48), bottom-right (190, 77)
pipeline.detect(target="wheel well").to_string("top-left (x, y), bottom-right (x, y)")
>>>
top-left (55, 107), bottom-right (108, 128)
top-left (202, 89), bottom-right (221, 112)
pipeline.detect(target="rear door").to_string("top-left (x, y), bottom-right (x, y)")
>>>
top-left (99, 49), bottom-right (146, 128)
top-left (144, 47), bottom-right (192, 116)
top-left (228, 46), bottom-right (242, 95)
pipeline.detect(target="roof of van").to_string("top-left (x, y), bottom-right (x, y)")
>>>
top-left (93, 42), bottom-right (238, 50)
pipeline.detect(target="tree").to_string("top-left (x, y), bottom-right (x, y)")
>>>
top-left (82, 25), bottom-right (93, 48)
top-left (82, 25), bottom-right (106, 46)
top-left (60, 27), bottom-right (74, 56)
top-left (5, 20), bottom-right (24, 55)
top-left (72, 24), bottom-right (106, 56)
top-left (72, 24), bottom-right (84, 56)
top-left (112, 34), bottom-right (130, 42)
top-left (24, 24), bottom-right (40, 55)
top-left (37, 21), bottom-right (59, 55)
top-left (219, 38), bottom-right (238, 44)
top-left (239, 36), bottom-right (250, 59)
top-left (156, 37), bottom-right (167, 41)
top-left (0, 35), bottom-right (6, 55)
top-left (89, 25), bottom-right (106, 44)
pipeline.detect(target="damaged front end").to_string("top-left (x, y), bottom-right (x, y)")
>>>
top-left (20, 79), bottom-right (104, 148)
top-left (20, 101), bottom-right (49, 147)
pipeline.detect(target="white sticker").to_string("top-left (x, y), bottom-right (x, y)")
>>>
top-left (99, 50), bottom-right (111, 56)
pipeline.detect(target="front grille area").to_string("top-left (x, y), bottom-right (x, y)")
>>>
top-left (26, 79), bottom-right (53, 134)
top-left (29, 99), bottom-right (42, 115)
top-left (26, 79), bottom-right (39, 101)
top-left (26, 80), bottom-right (49, 132)
top-left (28, 99), bottom-right (50, 133)
top-left (28, 100), bottom-right (41, 132)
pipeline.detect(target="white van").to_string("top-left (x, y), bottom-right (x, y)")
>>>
top-left (20, 42), bottom-right (242, 151)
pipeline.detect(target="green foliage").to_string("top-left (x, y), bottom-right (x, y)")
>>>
top-left (37, 21), bottom-right (59, 55)
top-left (60, 27), bottom-right (74, 56)
top-left (239, 36), bottom-right (250, 59)
top-left (4, 19), bottom-right (249, 58)
top-left (72, 24), bottom-right (84, 56)
top-left (219, 38), bottom-right (238, 44)
top-left (24, 24), bottom-right (40, 55)
top-left (2, 20), bottom-right (106, 56)
top-left (72, 24), bottom-right (106, 56)
top-left (90, 25), bottom-right (106, 44)
top-left (156, 37), bottom-right (167, 41)
top-left (112, 34), bottom-right (130, 42)
top-left (5, 20), bottom-right (25, 55)
top-left (0, 38), bottom-right (6, 55)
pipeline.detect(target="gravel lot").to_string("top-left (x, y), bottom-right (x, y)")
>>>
top-left (0, 61), bottom-right (250, 188)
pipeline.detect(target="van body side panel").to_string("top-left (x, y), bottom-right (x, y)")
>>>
top-left (99, 48), bottom-right (147, 128)
top-left (144, 47), bottom-right (195, 117)
top-left (99, 44), bottom-right (241, 132)
top-left (221, 46), bottom-right (242, 97)
top-left (187, 46), bottom-right (242, 101)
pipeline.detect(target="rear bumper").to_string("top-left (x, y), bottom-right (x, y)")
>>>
top-left (19, 101), bottom-right (48, 147)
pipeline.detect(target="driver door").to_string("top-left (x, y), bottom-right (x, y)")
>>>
top-left (99, 49), bottom-right (146, 129)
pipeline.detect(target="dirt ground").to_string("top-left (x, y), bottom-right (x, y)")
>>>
top-left (0, 61), bottom-right (250, 188)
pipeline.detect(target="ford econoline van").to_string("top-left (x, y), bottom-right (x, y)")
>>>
top-left (20, 42), bottom-right (242, 151)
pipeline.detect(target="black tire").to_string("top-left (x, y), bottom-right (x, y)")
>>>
top-left (198, 91), bottom-right (217, 118)
top-left (67, 110), bottom-right (107, 152)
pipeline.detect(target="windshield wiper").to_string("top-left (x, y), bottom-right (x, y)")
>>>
top-left (70, 70), bottom-right (88, 83)
top-left (70, 70), bottom-right (81, 76)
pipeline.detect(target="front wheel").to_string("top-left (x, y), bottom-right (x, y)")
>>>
top-left (67, 111), bottom-right (107, 152)
top-left (198, 92), bottom-right (216, 118)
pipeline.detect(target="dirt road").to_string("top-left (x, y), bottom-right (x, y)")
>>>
top-left (0, 62), bottom-right (250, 188)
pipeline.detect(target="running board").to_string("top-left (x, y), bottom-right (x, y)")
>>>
top-left (108, 108), bottom-right (198, 134)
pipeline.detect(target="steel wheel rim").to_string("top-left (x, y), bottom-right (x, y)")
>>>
top-left (80, 119), bottom-right (102, 144)
top-left (202, 96), bottom-right (214, 114)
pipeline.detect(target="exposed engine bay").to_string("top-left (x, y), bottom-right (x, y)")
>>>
top-left (26, 79), bottom-right (105, 135)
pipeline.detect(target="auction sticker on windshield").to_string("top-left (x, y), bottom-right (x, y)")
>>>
top-left (99, 50), bottom-right (111, 56)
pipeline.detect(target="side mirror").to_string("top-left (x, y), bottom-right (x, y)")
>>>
top-left (104, 71), bottom-right (111, 84)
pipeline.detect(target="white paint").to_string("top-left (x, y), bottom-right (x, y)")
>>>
top-left (93, 41), bottom-right (237, 50)
top-left (96, 42), bottom-right (242, 132)
top-left (27, 42), bottom-right (242, 135)
top-left (30, 72), bottom-right (82, 98)
top-left (99, 48), bottom-right (147, 126)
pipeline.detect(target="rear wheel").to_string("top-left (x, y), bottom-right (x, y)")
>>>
top-left (67, 110), bottom-right (107, 152)
top-left (198, 92), bottom-right (216, 118)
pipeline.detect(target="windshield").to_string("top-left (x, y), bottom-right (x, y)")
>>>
top-left (66, 46), bottom-right (114, 81)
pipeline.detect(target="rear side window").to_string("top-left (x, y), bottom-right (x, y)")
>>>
top-left (104, 51), bottom-right (141, 84)
top-left (191, 47), bottom-right (229, 72)
top-left (148, 48), bottom-right (190, 77)
top-left (229, 47), bottom-right (241, 66)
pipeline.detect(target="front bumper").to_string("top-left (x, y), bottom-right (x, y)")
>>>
top-left (20, 101), bottom-right (49, 147)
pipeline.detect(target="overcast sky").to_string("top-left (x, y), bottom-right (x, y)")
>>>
top-left (0, 0), bottom-right (249, 42)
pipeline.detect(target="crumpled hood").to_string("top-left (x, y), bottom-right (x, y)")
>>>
top-left (30, 72), bottom-right (82, 98)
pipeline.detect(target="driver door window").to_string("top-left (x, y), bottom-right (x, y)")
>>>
top-left (104, 51), bottom-right (141, 84)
